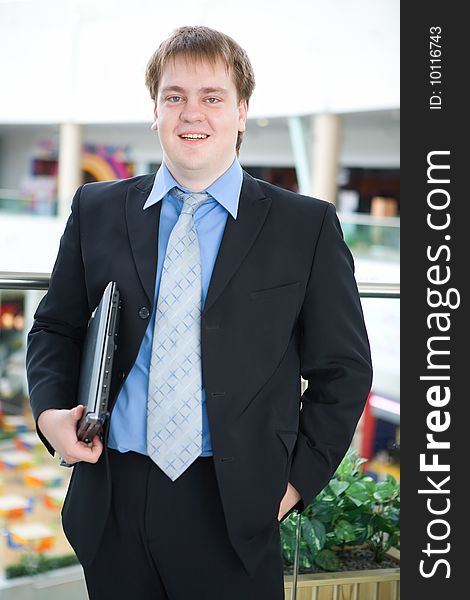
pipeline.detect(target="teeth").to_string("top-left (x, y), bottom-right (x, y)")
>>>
top-left (180, 134), bottom-right (208, 139)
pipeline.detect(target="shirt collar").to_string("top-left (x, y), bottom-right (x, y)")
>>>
top-left (143, 157), bottom-right (242, 220)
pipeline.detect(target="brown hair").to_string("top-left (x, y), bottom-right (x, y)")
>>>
top-left (145, 25), bottom-right (256, 155)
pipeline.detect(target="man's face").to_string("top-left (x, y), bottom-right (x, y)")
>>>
top-left (154, 55), bottom-right (247, 182)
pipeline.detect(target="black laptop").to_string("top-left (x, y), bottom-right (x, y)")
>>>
top-left (60, 281), bottom-right (121, 466)
top-left (76, 280), bottom-right (121, 443)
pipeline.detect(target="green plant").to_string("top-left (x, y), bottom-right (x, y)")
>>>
top-left (280, 450), bottom-right (400, 572)
top-left (5, 553), bottom-right (79, 579)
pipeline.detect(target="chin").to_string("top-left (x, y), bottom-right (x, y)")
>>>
top-left (174, 155), bottom-right (210, 173)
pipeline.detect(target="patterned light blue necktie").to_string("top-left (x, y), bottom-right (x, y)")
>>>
top-left (146, 187), bottom-right (211, 481)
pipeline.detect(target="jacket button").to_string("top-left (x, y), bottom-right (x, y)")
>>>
top-left (138, 306), bottom-right (150, 319)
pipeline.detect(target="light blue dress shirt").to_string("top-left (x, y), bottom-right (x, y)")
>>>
top-left (107, 158), bottom-right (243, 456)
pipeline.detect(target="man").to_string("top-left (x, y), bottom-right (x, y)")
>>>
top-left (26, 25), bottom-right (373, 600)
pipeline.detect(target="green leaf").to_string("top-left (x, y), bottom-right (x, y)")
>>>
top-left (361, 478), bottom-right (377, 494)
top-left (329, 479), bottom-right (350, 497)
top-left (300, 554), bottom-right (312, 569)
top-left (352, 524), bottom-right (368, 545)
top-left (301, 517), bottom-right (326, 554)
top-left (346, 482), bottom-right (370, 506)
top-left (383, 505), bottom-right (400, 526)
top-left (314, 548), bottom-right (341, 571)
top-left (336, 454), bottom-right (352, 473)
top-left (334, 519), bottom-right (356, 543)
top-left (312, 503), bottom-right (336, 519)
top-left (320, 492), bottom-right (338, 503)
top-left (373, 481), bottom-right (398, 503)
top-left (370, 513), bottom-right (395, 534)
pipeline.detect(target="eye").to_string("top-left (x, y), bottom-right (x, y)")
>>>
top-left (167, 96), bottom-right (182, 103)
top-left (206, 97), bottom-right (220, 104)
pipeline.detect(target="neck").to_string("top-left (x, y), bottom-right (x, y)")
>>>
top-left (164, 155), bottom-right (236, 192)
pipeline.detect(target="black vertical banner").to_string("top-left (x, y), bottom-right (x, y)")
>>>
top-left (402, 3), bottom-right (465, 599)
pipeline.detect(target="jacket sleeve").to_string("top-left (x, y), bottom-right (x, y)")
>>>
top-left (283, 201), bottom-right (373, 519)
top-left (26, 185), bottom-right (91, 456)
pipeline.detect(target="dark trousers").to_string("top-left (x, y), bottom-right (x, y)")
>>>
top-left (83, 448), bottom-right (285, 599)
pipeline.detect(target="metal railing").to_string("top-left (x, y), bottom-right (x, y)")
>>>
top-left (0, 272), bottom-right (400, 298)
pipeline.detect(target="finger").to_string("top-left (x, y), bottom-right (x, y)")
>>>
top-left (70, 441), bottom-right (100, 461)
top-left (71, 404), bottom-right (85, 422)
top-left (89, 434), bottom-right (103, 453)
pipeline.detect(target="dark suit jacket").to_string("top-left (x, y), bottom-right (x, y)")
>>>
top-left (26, 170), bottom-right (373, 577)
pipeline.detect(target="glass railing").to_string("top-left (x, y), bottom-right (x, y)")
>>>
top-left (339, 213), bottom-right (400, 260)
top-left (0, 273), bottom-right (399, 596)
top-left (0, 209), bottom-right (400, 285)
top-left (339, 213), bottom-right (400, 287)
top-left (0, 190), bottom-right (58, 217)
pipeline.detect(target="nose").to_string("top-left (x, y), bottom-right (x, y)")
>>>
top-left (180, 97), bottom-right (205, 123)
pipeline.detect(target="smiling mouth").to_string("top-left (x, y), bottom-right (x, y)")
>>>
top-left (178, 134), bottom-right (210, 141)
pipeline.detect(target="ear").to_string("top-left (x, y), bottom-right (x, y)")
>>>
top-left (151, 103), bottom-right (158, 131)
top-left (238, 99), bottom-right (248, 132)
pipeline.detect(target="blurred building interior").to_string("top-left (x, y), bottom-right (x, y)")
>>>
top-left (0, 0), bottom-right (399, 583)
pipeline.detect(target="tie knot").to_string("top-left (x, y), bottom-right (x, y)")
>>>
top-left (172, 187), bottom-right (212, 215)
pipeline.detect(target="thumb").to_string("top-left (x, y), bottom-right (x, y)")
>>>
top-left (71, 404), bottom-right (85, 421)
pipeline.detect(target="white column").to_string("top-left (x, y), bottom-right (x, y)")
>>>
top-left (310, 114), bottom-right (341, 205)
top-left (57, 123), bottom-right (83, 218)
top-left (287, 116), bottom-right (311, 196)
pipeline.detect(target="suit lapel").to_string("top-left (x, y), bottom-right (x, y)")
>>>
top-left (203, 171), bottom-right (271, 315)
top-left (125, 174), bottom-right (161, 306)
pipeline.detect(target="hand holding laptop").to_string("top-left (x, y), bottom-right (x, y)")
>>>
top-left (38, 404), bottom-right (103, 467)
top-left (37, 282), bottom-right (120, 468)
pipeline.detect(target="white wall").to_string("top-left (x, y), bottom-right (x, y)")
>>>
top-left (340, 111), bottom-right (400, 168)
top-left (0, 213), bottom-right (67, 273)
top-left (0, 0), bottom-right (399, 123)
